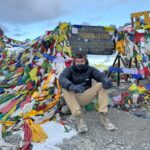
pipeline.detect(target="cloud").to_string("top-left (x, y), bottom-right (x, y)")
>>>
top-left (13, 28), bottom-right (22, 33)
top-left (1, 0), bottom-right (149, 40)
top-left (13, 33), bottom-right (25, 37)
top-left (0, 0), bottom-right (132, 25)
top-left (93, 0), bottom-right (130, 10)
top-left (82, 22), bottom-right (90, 25)
top-left (10, 25), bottom-right (28, 37)
top-left (0, 0), bottom-right (69, 24)
top-left (0, 24), bottom-right (9, 32)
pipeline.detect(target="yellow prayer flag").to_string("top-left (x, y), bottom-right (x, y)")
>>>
top-left (29, 67), bottom-right (38, 83)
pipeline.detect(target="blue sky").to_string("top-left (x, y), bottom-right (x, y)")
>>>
top-left (0, 0), bottom-right (150, 41)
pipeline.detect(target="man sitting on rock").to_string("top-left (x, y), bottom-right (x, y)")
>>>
top-left (59, 51), bottom-right (116, 133)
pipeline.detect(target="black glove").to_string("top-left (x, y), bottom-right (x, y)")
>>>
top-left (102, 78), bottom-right (112, 89)
top-left (69, 84), bottom-right (85, 93)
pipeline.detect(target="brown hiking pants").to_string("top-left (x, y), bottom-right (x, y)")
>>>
top-left (62, 83), bottom-right (108, 116)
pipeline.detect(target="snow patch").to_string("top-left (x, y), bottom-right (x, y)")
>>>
top-left (32, 121), bottom-right (77, 150)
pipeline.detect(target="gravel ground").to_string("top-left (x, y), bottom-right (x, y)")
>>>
top-left (59, 108), bottom-right (150, 150)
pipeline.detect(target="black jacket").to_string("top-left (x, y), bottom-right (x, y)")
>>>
top-left (59, 64), bottom-right (106, 90)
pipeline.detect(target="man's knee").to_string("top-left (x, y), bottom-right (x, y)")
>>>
top-left (92, 83), bottom-right (102, 91)
top-left (62, 88), bottom-right (76, 104)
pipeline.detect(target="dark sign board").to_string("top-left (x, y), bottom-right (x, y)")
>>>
top-left (69, 25), bottom-right (114, 55)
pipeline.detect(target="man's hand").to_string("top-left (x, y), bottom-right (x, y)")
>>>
top-left (102, 78), bottom-right (112, 89)
top-left (69, 84), bottom-right (85, 93)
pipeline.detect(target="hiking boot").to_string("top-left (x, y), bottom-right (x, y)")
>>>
top-left (76, 115), bottom-right (88, 133)
top-left (99, 113), bottom-right (116, 131)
